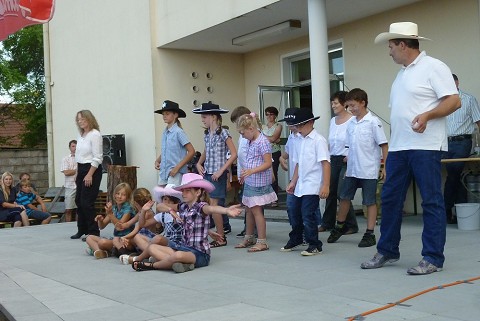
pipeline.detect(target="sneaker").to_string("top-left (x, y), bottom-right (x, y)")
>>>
top-left (327, 225), bottom-right (348, 243)
top-left (358, 233), bottom-right (376, 248)
top-left (407, 259), bottom-right (442, 275)
top-left (223, 226), bottom-right (232, 234)
top-left (85, 247), bottom-right (94, 256)
top-left (301, 245), bottom-right (322, 256)
top-left (280, 241), bottom-right (302, 252)
top-left (172, 262), bottom-right (195, 273)
top-left (94, 250), bottom-right (109, 259)
top-left (236, 230), bottom-right (246, 238)
top-left (360, 253), bottom-right (399, 269)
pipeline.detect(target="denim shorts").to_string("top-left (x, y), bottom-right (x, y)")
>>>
top-left (28, 210), bottom-right (50, 221)
top-left (339, 177), bottom-right (378, 206)
top-left (168, 240), bottom-right (211, 268)
top-left (204, 172), bottom-right (227, 199)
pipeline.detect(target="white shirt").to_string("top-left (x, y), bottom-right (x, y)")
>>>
top-left (284, 132), bottom-right (301, 180)
top-left (446, 89), bottom-right (480, 136)
top-left (292, 129), bottom-right (330, 196)
top-left (75, 129), bottom-right (103, 168)
top-left (60, 153), bottom-right (77, 189)
top-left (389, 51), bottom-right (458, 151)
top-left (345, 111), bottom-right (387, 179)
top-left (236, 136), bottom-right (249, 176)
top-left (328, 116), bottom-right (353, 156)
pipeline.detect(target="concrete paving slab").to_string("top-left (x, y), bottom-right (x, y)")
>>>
top-left (0, 212), bottom-right (479, 321)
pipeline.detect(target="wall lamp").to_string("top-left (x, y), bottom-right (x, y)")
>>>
top-left (232, 19), bottom-right (301, 46)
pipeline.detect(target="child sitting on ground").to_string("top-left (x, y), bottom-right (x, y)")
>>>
top-left (85, 182), bottom-right (136, 259)
top-left (119, 185), bottom-right (184, 265)
top-left (132, 173), bottom-right (242, 273)
top-left (15, 179), bottom-right (51, 224)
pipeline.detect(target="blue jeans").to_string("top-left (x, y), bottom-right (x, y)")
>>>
top-left (378, 150), bottom-right (446, 267)
top-left (287, 194), bottom-right (322, 247)
top-left (443, 139), bottom-right (472, 217)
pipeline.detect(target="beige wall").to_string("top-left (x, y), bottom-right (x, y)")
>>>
top-left (48, 0), bottom-right (157, 190)
top-left (153, 0), bottom-right (279, 46)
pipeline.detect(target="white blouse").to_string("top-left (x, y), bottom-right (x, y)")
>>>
top-left (328, 116), bottom-right (353, 156)
top-left (75, 129), bottom-right (103, 168)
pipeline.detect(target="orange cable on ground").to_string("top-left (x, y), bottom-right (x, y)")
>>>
top-left (346, 276), bottom-right (480, 321)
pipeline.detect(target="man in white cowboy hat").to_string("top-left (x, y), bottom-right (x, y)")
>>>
top-left (361, 22), bottom-right (460, 275)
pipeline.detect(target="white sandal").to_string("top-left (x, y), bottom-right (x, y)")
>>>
top-left (119, 254), bottom-right (136, 265)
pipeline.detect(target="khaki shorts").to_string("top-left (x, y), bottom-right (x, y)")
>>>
top-left (64, 187), bottom-right (77, 209)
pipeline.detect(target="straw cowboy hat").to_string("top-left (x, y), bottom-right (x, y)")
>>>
top-left (374, 22), bottom-right (432, 44)
top-left (192, 102), bottom-right (229, 114)
top-left (152, 184), bottom-right (183, 203)
top-left (173, 173), bottom-right (215, 193)
top-left (154, 100), bottom-right (187, 118)
top-left (286, 108), bottom-right (320, 127)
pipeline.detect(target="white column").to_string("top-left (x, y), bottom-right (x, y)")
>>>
top-left (308, 0), bottom-right (330, 138)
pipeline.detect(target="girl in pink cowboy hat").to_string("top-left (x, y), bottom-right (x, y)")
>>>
top-left (132, 173), bottom-right (242, 273)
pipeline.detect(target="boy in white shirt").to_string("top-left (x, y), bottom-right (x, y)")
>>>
top-left (328, 88), bottom-right (388, 247)
top-left (283, 108), bottom-right (330, 256)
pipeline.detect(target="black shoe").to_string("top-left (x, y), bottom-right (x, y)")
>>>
top-left (327, 225), bottom-right (348, 243)
top-left (223, 226), bottom-right (232, 234)
top-left (358, 233), bottom-right (376, 248)
top-left (70, 232), bottom-right (84, 239)
top-left (280, 241), bottom-right (302, 252)
top-left (300, 245), bottom-right (322, 256)
top-left (236, 230), bottom-right (246, 238)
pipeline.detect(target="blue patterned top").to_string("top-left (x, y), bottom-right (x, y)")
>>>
top-left (113, 202), bottom-right (135, 237)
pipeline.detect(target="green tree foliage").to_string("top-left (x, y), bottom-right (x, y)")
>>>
top-left (0, 24), bottom-right (46, 147)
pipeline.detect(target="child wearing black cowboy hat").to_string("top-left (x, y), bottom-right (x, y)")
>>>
top-left (282, 108), bottom-right (331, 256)
top-left (193, 102), bottom-right (238, 248)
top-left (154, 100), bottom-right (195, 187)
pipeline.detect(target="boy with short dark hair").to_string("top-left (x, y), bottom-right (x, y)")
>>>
top-left (282, 108), bottom-right (330, 256)
top-left (15, 179), bottom-right (51, 224)
top-left (328, 88), bottom-right (388, 247)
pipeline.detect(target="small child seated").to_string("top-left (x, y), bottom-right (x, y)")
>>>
top-left (119, 185), bottom-right (184, 265)
top-left (85, 183), bottom-right (136, 259)
top-left (15, 178), bottom-right (51, 224)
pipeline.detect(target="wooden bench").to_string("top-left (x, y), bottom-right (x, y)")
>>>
top-left (95, 192), bottom-right (108, 216)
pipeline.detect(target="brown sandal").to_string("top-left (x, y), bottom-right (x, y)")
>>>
top-left (247, 239), bottom-right (269, 252)
top-left (210, 236), bottom-right (227, 248)
top-left (235, 236), bottom-right (256, 249)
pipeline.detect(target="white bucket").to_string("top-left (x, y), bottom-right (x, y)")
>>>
top-left (455, 203), bottom-right (480, 231)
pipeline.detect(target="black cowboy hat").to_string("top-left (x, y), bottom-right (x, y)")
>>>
top-left (287, 108), bottom-right (320, 126)
top-left (192, 102), bottom-right (229, 114)
top-left (154, 100), bottom-right (186, 118)
top-left (278, 107), bottom-right (298, 125)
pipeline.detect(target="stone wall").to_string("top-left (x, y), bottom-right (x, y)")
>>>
top-left (0, 148), bottom-right (48, 194)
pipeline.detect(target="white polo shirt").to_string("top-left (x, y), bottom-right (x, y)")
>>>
top-left (389, 51), bottom-right (458, 152)
top-left (345, 111), bottom-right (387, 179)
top-left (292, 129), bottom-right (330, 196)
top-left (284, 132), bottom-right (302, 180)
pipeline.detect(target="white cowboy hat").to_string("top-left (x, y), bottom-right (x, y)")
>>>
top-left (152, 184), bottom-right (183, 203)
top-left (375, 22), bottom-right (431, 44)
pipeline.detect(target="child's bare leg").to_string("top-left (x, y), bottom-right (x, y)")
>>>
top-left (41, 215), bottom-right (51, 224)
top-left (86, 235), bottom-right (101, 251)
top-left (251, 206), bottom-right (266, 239)
top-left (244, 207), bottom-right (256, 236)
top-left (97, 238), bottom-right (114, 251)
top-left (336, 199), bottom-right (350, 222)
top-left (151, 250), bottom-right (196, 270)
top-left (132, 234), bottom-right (149, 252)
top-left (13, 221), bottom-right (22, 227)
top-left (366, 204), bottom-right (377, 230)
top-left (134, 236), bottom-right (168, 263)
top-left (210, 198), bottom-right (225, 243)
top-left (20, 210), bottom-right (29, 226)
top-left (147, 244), bottom-right (176, 263)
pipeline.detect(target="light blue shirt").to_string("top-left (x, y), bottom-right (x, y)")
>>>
top-left (160, 123), bottom-right (190, 181)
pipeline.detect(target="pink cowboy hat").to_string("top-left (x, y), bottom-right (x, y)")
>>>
top-left (173, 173), bottom-right (215, 193)
top-left (152, 184), bottom-right (183, 203)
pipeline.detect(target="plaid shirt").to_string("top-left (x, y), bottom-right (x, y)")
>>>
top-left (203, 128), bottom-right (230, 174)
top-left (113, 202), bottom-right (135, 237)
top-left (153, 212), bottom-right (183, 244)
top-left (244, 133), bottom-right (272, 187)
top-left (179, 201), bottom-right (210, 255)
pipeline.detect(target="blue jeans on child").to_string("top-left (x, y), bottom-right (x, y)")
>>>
top-left (378, 150), bottom-right (446, 268)
top-left (287, 194), bottom-right (322, 248)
